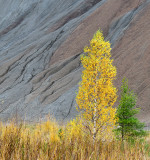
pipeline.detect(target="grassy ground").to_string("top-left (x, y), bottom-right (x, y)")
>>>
top-left (0, 119), bottom-right (149, 160)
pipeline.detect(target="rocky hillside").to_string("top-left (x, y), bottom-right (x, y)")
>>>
top-left (0, 0), bottom-right (150, 126)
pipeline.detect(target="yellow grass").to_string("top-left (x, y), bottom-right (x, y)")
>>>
top-left (0, 119), bottom-right (149, 160)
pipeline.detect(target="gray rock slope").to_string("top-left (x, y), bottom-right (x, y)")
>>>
top-left (0, 0), bottom-right (149, 123)
top-left (0, 0), bottom-right (107, 122)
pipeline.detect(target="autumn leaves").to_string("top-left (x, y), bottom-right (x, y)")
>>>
top-left (76, 30), bottom-right (117, 142)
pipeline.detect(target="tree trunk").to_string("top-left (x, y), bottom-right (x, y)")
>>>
top-left (121, 125), bottom-right (124, 141)
top-left (93, 99), bottom-right (97, 144)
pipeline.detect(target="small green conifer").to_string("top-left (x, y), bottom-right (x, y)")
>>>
top-left (115, 78), bottom-right (146, 141)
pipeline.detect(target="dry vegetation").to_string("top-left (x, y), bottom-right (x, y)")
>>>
top-left (0, 118), bottom-right (149, 160)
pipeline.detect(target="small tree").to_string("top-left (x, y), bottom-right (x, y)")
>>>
top-left (115, 78), bottom-right (146, 141)
top-left (76, 30), bottom-right (117, 143)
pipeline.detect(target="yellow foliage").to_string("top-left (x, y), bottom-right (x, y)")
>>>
top-left (76, 30), bottom-right (117, 141)
top-left (66, 118), bottom-right (85, 140)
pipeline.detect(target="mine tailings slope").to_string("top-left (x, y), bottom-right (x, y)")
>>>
top-left (0, 0), bottom-right (150, 127)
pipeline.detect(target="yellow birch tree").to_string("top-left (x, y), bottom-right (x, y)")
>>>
top-left (76, 30), bottom-right (117, 142)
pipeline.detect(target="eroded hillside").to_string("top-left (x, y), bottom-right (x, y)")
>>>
top-left (0, 0), bottom-right (150, 126)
